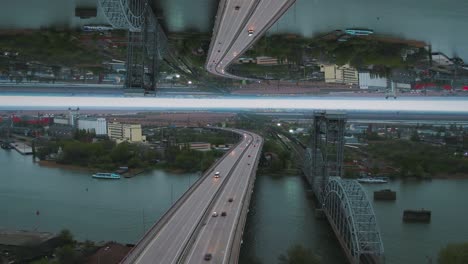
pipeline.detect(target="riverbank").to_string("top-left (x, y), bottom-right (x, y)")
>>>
top-left (431, 173), bottom-right (468, 179)
top-left (38, 160), bottom-right (151, 177)
top-left (38, 160), bottom-right (92, 172)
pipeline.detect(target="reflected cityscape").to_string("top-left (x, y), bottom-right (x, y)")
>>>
top-left (0, 0), bottom-right (468, 264)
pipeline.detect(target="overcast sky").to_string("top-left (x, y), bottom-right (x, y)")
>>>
top-left (0, 95), bottom-right (467, 112)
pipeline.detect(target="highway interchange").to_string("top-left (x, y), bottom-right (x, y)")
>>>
top-left (121, 128), bottom-right (263, 263)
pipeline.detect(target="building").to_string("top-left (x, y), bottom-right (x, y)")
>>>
top-left (68, 108), bottom-right (79, 127)
top-left (320, 64), bottom-right (358, 85)
top-left (108, 122), bottom-right (145, 143)
top-left (53, 117), bottom-right (69, 125)
top-left (78, 118), bottom-right (107, 135)
top-left (178, 142), bottom-right (211, 151)
top-left (358, 72), bottom-right (388, 90)
top-left (256, 56), bottom-right (279, 65)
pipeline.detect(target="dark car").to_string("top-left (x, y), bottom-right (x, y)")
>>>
top-left (204, 253), bottom-right (212, 261)
top-left (228, 198), bottom-right (233, 202)
top-left (221, 211), bottom-right (227, 216)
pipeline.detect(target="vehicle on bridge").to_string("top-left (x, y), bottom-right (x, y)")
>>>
top-left (214, 171), bottom-right (220, 178)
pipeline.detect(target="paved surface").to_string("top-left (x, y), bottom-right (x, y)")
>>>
top-left (206, 0), bottom-right (296, 80)
top-left (121, 128), bottom-right (262, 264)
top-left (183, 133), bottom-right (263, 264)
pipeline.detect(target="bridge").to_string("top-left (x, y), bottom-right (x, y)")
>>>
top-left (120, 128), bottom-right (263, 263)
top-left (98, 0), bottom-right (196, 92)
top-left (283, 111), bottom-right (384, 264)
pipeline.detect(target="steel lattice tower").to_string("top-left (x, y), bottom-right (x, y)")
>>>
top-left (98, 0), bottom-right (168, 92)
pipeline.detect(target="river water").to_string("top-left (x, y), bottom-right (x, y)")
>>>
top-left (1, 149), bottom-right (468, 263)
top-left (2, 0), bottom-right (467, 62)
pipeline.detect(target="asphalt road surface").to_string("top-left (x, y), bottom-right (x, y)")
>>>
top-left (206, 0), bottom-right (296, 79)
top-left (121, 128), bottom-right (262, 264)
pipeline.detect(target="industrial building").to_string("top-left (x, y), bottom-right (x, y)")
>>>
top-left (107, 122), bottom-right (145, 143)
top-left (78, 118), bottom-right (107, 135)
top-left (320, 64), bottom-right (359, 85)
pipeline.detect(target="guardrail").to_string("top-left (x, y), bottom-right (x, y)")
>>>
top-left (121, 128), bottom-right (243, 263)
top-left (227, 137), bottom-right (263, 264)
top-left (177, 130), bottom-right (255, 263)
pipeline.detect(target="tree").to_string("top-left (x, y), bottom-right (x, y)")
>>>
top-left (55, 244), bottom-right (82, 264)
top-left (438, 242), bottom-right (468, 264)
top-left (278, 244), bottom-right (321, 264)
top-left (57, 229), bottom-right (74, 247)
top-left (410, 130), bottom-right (420, 142)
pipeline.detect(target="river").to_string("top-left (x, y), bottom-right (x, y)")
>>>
top-left (2, 0), bottom-right (467, 62)
top-left (1, 149), bottom-right (468, 263)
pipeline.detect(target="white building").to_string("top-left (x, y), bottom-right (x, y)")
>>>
top-left (53, 117), bottom-right (69, 125)
top-left (78, 118), bottom-right (107, 135)
top-left (320, 64), bottom-right (359, 85)
top-left (107, 122), bottom-right (145, 143)
top-left (358, 72), bottom-right (388, 90)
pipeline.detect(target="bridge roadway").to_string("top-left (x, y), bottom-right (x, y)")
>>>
top-left (121, 128), bottom-right (263, 264)
top-left (206, 0), bottom-right (296, 79)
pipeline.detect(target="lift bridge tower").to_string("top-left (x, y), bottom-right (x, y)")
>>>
top-left (98, 0), bottom-right (168, 92)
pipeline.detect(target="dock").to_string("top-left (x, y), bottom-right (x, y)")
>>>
top-left (374, 189), bottom-right (396, 201)
top-left (403, 209), bottom-right (431, 223)
top-left (10, 142), bottom-right (33, 155)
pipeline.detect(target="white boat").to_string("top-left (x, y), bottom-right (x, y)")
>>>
top-left (357, 177), bottom-right (388, 183)
top-left (92, 172), bottom-right (121, 179)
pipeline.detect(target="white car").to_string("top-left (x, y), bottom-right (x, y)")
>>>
top-left (212, 212), bottom-right (218, 217)
top-left (248, 29), bottom-right (254, 36)
top-left (214, 171), bottom-right (220, 178)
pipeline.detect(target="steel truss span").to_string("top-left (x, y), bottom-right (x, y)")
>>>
top-left (98, 0), bottom-right (148, 31)
top-left (322, 177), bottom-right (384, 264)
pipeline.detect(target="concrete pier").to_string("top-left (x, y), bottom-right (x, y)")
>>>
top-left (11, 142), bottom-right (33, 155)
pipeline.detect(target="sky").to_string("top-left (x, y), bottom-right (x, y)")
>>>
top-left (0, 95), bottom-right (468, 113)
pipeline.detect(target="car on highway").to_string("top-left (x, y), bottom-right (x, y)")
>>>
top-left (221, 212), bottom-right (227, 217)
top-left (214, 171), bottom-right (220, 178)
top-left (248, 155), bottom-right (251, 157)
top-left (228, 198), bottom-right (234, 202)
top-left (248, 29), bottom-right (254, 36)
top-left (204, 253), bottom-right (212, 261)
top-left (212, 212), bottom-right (218, 217)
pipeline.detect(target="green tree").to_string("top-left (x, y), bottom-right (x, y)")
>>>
top-left (278, 244), bottom-right (321, 264)
top-left (57, 229), bottom-right (74, 247)
top-left (438, 242), bottom-right (468, 264)
top-left (411, 130), bottom-right (420, 142)
top-left (55, 244), bottom-right (82, 264)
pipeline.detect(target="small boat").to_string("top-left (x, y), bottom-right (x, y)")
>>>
top-left (345, 28), bottom-right (374, 36)
top-left (357, 177), bottom-right (388, 183)
top-left (92, 172), bottom-right (121, 179)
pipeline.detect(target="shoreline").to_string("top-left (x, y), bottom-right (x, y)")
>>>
top-left (37, 160), bottom-right (93, 172)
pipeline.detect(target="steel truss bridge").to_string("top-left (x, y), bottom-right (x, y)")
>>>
top-left (98, 0), bottom-right (190, 91)
top-left (302, 111), bottom-right (385, 264)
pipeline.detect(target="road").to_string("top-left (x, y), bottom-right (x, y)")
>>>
top-left (182, 133), bottom-right (263, 264)
top-left (121, 128), bottom-right (262, 264)
top-left (206, 0), bottom-right (296, 79)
